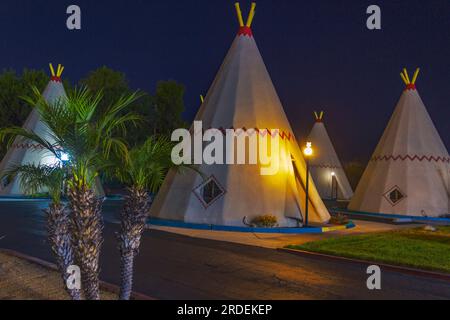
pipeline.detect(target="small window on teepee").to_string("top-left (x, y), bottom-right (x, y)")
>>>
top-left (193, 176), bottom-right (226, 208)
top-left (383, 186), bottom-right (406, 206)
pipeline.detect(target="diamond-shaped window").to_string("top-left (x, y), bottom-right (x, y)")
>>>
top-left (384, 186), bottom-right (406, 206)
top-left (193, 176), bottom-right (226, 208)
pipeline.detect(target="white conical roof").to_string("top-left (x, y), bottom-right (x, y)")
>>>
top-left (349, 69), bottom-right (449, 217)
top-left (150, 4), bottom-right (330, 226)
top-left (0, 64), bottom-right (105, 197)
top-left (308, 112), bottom-right (353, 200)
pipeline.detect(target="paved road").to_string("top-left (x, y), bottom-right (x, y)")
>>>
top-left (0, 200), bottom-right (449, 299)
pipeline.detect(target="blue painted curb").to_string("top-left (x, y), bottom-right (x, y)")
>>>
top-left (148, 218), bottom-right (356, 234)
top-left (0, 195), bottom-right (124, 201)
top-left (332, 208), bottom-right (450, 223)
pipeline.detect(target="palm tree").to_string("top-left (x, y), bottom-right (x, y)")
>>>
top-left (112, 136), bottom-right (190, 300)
top-left (2, 163), bottom-right (81, 300)
top-left (0, 87), bottom-right (141, 300)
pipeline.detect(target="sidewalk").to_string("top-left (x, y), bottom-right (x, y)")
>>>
top-left (0, 251), bottom-right (116, 300)
top-left (148, 219), bottom-right (417, 249)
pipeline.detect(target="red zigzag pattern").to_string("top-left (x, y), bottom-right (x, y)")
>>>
top-left (11, 143), bottom-right (63, 151)
top-left (311, 164), bottom-right (342, 169)
top-left (12, 143), bottom-right (46, 150)
top-left (372, 155), bottom-right (450, 163)
top-left (193, 127), bottom-right (296, 142)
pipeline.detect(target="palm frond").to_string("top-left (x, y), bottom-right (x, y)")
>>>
top-left (0, 126), bottom-right (59, 157)
top-left (1, 163), bottom-right (65, 203)
top-left (109, 135), bottom-right (201, 193)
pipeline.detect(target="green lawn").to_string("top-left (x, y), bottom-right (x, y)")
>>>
top-left (286, 226), bottom-right (450, 273)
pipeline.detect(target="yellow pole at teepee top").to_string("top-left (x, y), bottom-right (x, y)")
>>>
top-left (313, 111), bottom-right (324, 121)
top-left (49, 63), bottom-right (56, 77)
top-left (411, 68), bottom-right (420, 84)
top-left (400, 72), bottom-right (408, 85)
top-left (57, 64), bottom-right (65, 77)
top-left (200, 95), bottom-right (204, 103)
top-left (235, 3), bottom-right (244, 27)
top-left (246, 2), bottom-right (256, 27)
top-left (402, 68), bottom-right (411, 84)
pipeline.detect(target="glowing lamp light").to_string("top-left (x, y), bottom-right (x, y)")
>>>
top-left (303, 141), bottom-right (313, 228)
top-left (303, 142), bottom-right (313, 157)
top-left (331, 171), bottom-right (336, 177)
top-left (60, 152), bottom-right (69, 162)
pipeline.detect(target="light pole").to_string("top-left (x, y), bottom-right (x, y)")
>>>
top-left (330, 171), bottom-right (335, 200)
top-left (303, 142), bottom-right (313, 228)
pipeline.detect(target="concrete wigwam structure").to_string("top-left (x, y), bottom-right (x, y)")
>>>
top-left (349, 68), bottom-right (449, 217)
top-left (151, 3), bottom-right (330, 227)
top-left (307, 112), bottom-right (353, 200)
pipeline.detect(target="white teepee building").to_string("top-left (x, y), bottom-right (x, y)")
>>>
top-left (308, 112), bottom-right (353, 200)
top-left (0, 64), bottom-right (105, 197)
top-left (150, 3), bottom-right (330, 227)
top-left (349, 69), bottom-right (449, 217)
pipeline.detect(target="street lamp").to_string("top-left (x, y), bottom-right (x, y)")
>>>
top-left (330, 171), bottom-right (336, 200)
top-left (303, 142), bottom-right (313, 227)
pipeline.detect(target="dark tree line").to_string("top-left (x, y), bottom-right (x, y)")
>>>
top-left (0, 66), bottom-right (187, 158)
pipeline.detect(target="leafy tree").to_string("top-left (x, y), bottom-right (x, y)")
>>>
top-left (126, 93), bottom-right (156, 147)
top-left (0, 86), bottom-right (142, 299)
top-left (80, 66), bottom-right (155, 146)
top-left (113, 137), bottom-right (172, 300)
top-left (153, 80), bottom-right (187, 134)
top-left (2, 163), bottom-right (81, 300)
top-left (109, 136), bottom-right (198, 300)
top-left (0, 69), bottom-right (49, 158)
top-left (80, 66), bottom-right (130, 115)
top-left (344, 160), bottom-right (367, 190)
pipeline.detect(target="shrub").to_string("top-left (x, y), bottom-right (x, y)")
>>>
top-left (251, 214), bottom-right (278, 228)
top-left (329, 213), bottom-right (349, 225)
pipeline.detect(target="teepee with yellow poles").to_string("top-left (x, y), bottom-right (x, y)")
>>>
top-left (0, 64), bottom-right (105, 197)
top-left (307, 111), bottom-right (353, 200)
top-left (151, 3), bottom-right (330, 227)
top-left (349, 68), bottom-right (449, 217)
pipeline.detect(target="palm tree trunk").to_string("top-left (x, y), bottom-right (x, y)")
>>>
top-left (118, 186), bottom-right (150, 300)
top-left (68, 184), bottom-right (104, 300)
top-left (119, 250), bottom-right (135, 300)
top-left (45, 202), bottom-right (82, 300)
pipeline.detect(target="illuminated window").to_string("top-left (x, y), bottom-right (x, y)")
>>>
top-left (193, 176), bottom-right (225, 208)
top-left (384, 186), bottom-right (406, 206)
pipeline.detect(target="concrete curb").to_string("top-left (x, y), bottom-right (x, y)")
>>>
top-left (148, 218), bottom-right (356, 234)
top-left (0, 248), bottom-right (155, 300)
top-left (331, 208), bottom-right (450, 225)
top-left (278, 248), bottom-right (450, 282)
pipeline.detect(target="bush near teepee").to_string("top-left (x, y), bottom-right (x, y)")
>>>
top-left (251, 215), bottom-right (278, 228)
top-left (329, 213), bottom-right (349, 226)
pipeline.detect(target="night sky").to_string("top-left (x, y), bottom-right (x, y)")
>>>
top-left (0, 0), bottom-right (449, 163)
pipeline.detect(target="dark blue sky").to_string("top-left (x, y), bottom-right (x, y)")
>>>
top-left (0, 0), bottom-right (449, 162)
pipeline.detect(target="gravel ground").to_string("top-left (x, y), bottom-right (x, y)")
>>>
top-left (0, 251), bottom-right (117, 300)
